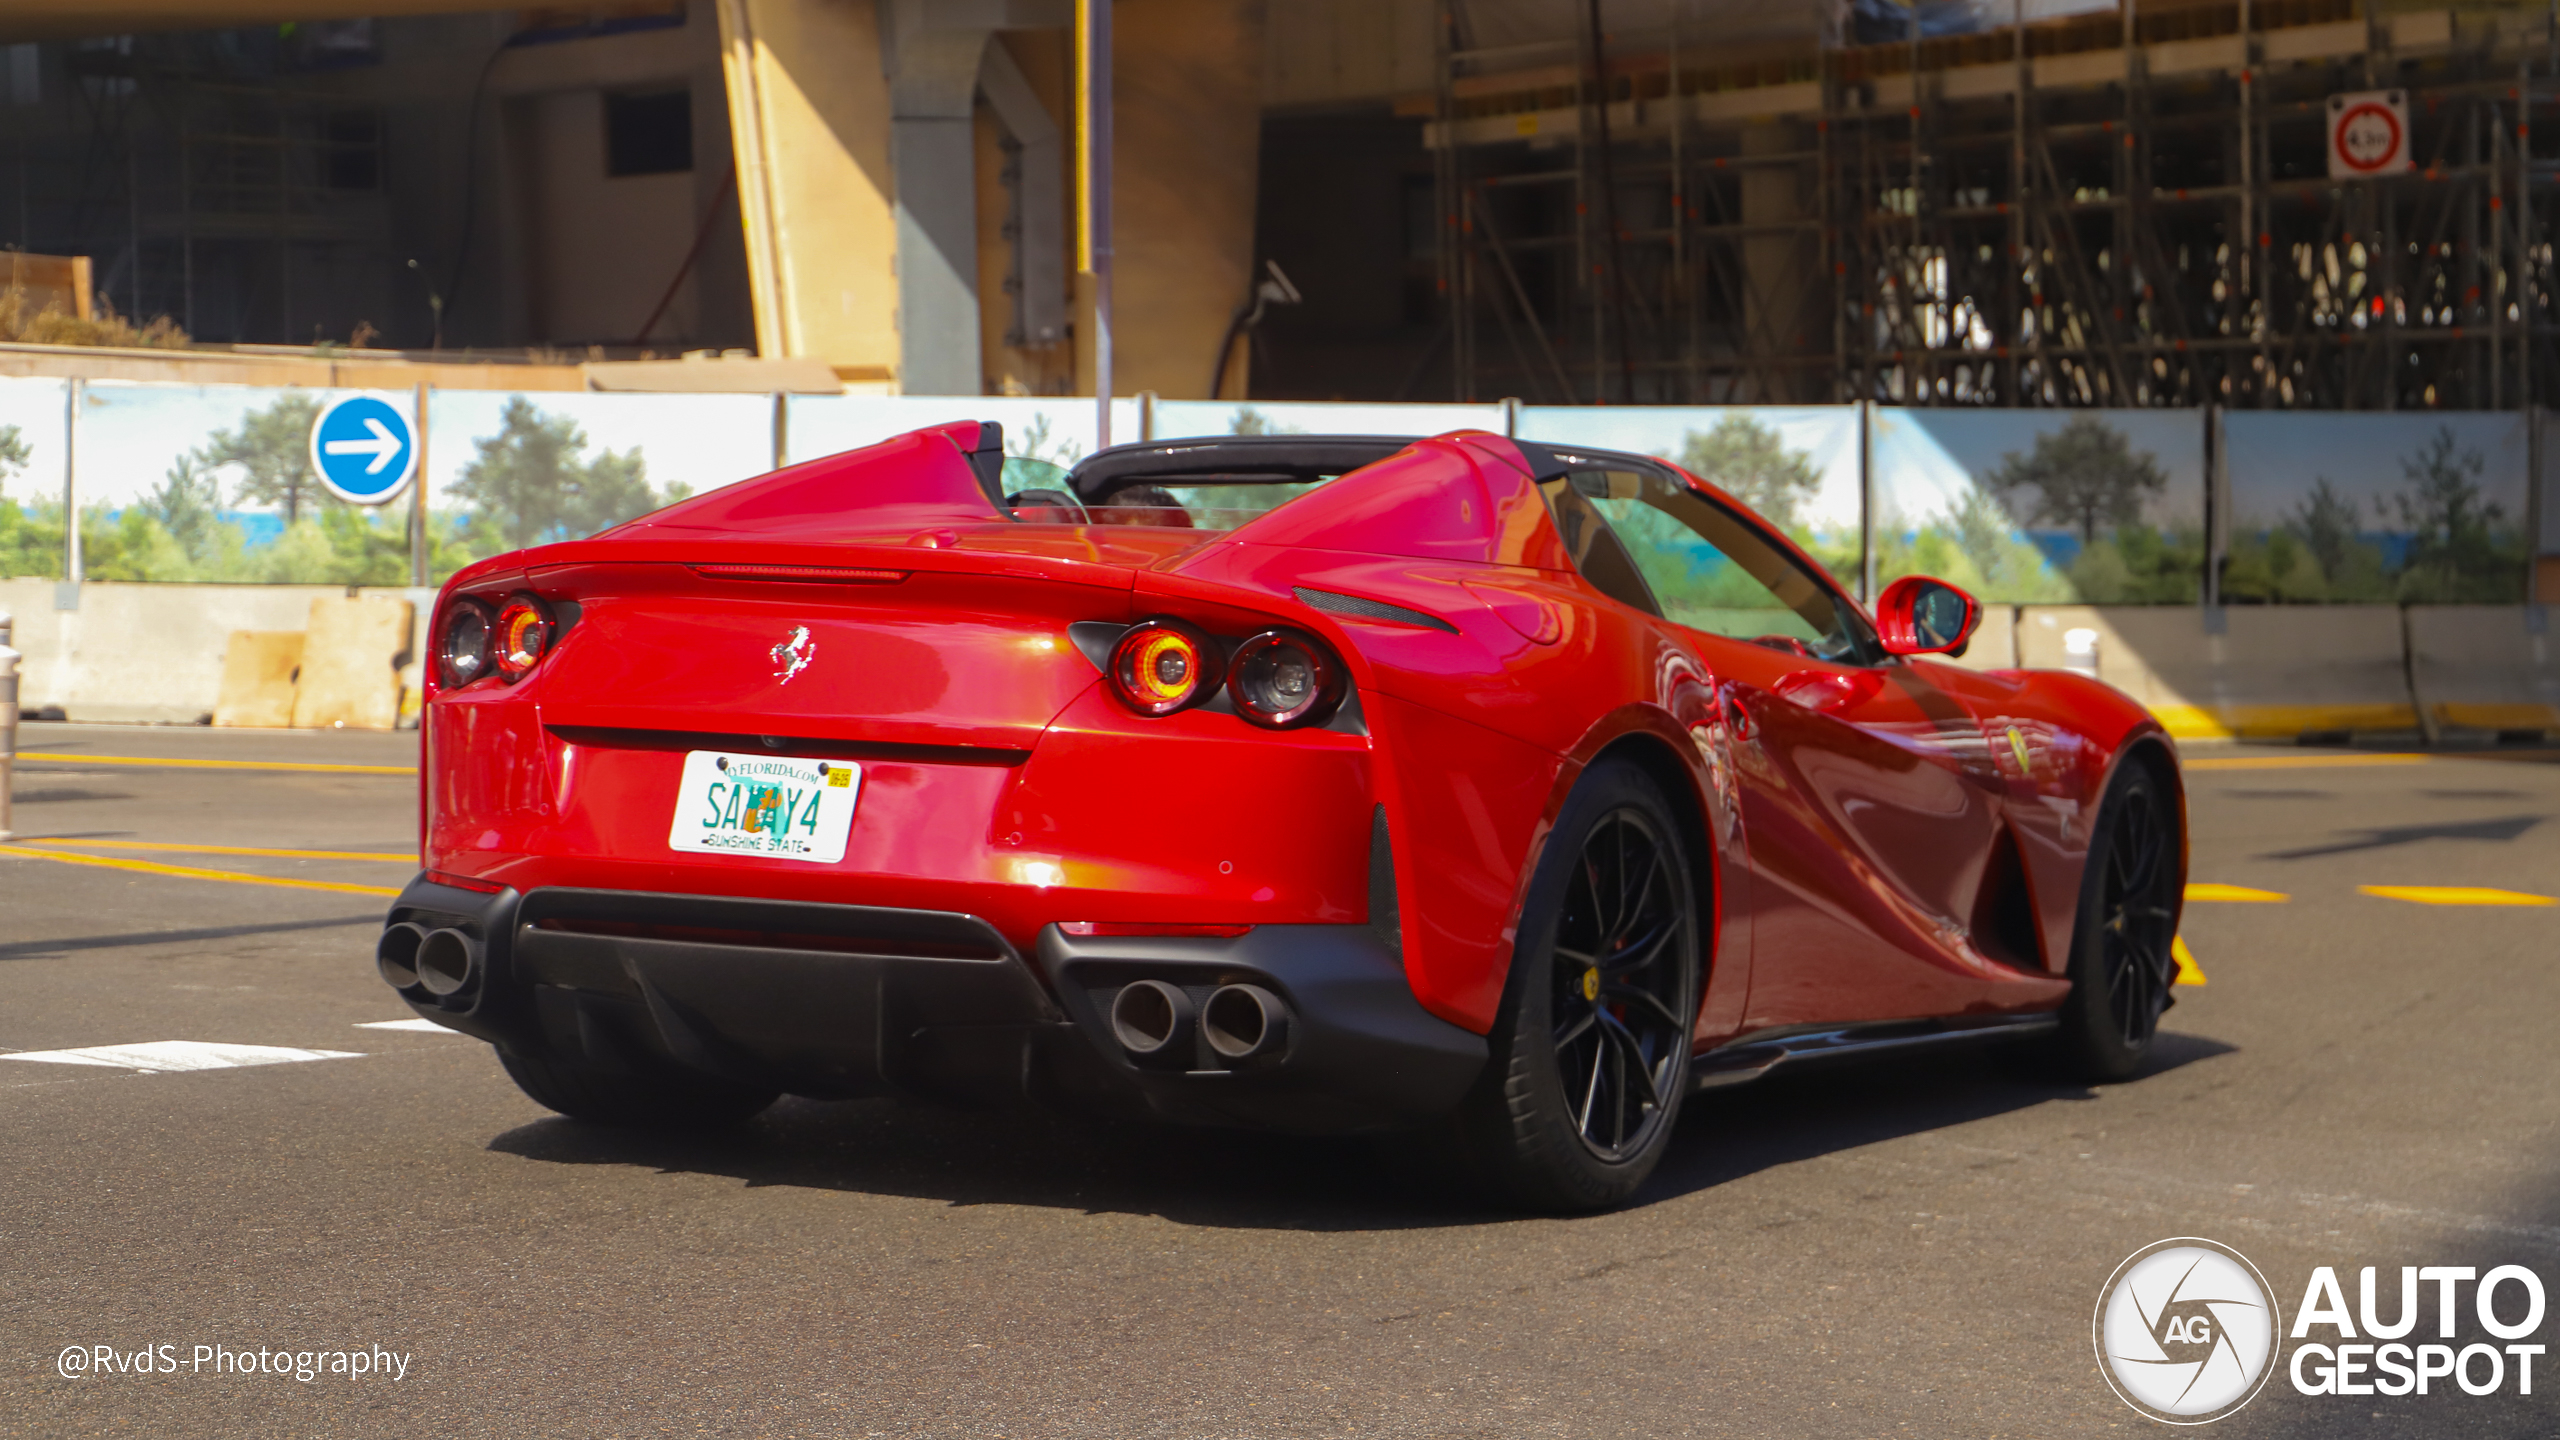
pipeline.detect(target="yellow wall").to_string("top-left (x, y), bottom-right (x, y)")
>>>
top-left (714, 0), bottom-right (1262, 396)
top-left (1110, 0), bottom-right (1266, 400)
top-left (714, 0), bottom-right (901, 383)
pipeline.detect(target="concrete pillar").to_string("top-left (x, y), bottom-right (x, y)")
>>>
top-left (884, 3), bottom-right (995, 395)
top-left (1110, 0), bottom-right (1265, 399)
top-left (976, 32), bottom-right (1077, 395)
top-left (714, 0), bottom-right (902, 381)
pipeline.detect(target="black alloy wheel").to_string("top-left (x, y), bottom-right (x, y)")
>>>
top-left (2099, 776), bottom-right (2180, 1048)
top-left (1461, 758), bottom-right (1700, 1211)
top-left (1550, 809), bottom-right (1691, 1161)
top-left (2051, 759), bottom-right (2185, 1081)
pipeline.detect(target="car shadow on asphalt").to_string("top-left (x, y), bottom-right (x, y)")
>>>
top-left (483, 1028), bottom-right (2236, 1230)
top-left (1648, 1028), bottom-right (2233, 1200)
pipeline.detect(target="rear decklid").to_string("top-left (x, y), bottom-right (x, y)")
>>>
top-left (481, 420), bottom-right (1208, 751)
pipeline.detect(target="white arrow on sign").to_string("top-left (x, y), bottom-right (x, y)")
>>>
top-left (323, 416), bottom-right (403, 475)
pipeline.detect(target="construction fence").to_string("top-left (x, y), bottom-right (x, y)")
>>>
top-left (0, 379), bottom-right (2551, 611)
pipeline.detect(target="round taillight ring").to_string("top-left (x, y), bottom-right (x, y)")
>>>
top-left (493, 595), bottom-right (555, 683)
top-left (1226, 629), bottom-right (1345, 730)
top-left (1108, 619), bottom-right (1215, 717)
top-left (437, 599), bottom-right (495, 690)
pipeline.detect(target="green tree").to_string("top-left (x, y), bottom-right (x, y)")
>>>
top-left (81, 506), bottom-right (191, 582)
top-left (1010, 410), bottom-right (1089, 465)
top-left (2288, 477), bottom-right (2361, 582)
top-left (0, 423), bottom-right (30, 502)
top-left (1674, 415), bottom-right (1822, 532)
top-left (1918, 488), bottom-right (2076, 602)
top-left (448, 397), bottom-right (682, 550)
top-left (199, 393), bottom-right (329, 524)
top-left (2388, 426), bottom-right (2527, 604)
top-left (141, 452), bottom-right (228, 564)
top-left (1983, 414), bottom-right (2167, 545)
top-left (0, 498), bottom-right (65, 578)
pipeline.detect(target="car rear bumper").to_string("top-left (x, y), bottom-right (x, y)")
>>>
top-left (379, 874), bottom-right (1485, 1134)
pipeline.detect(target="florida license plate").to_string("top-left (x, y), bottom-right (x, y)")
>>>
top-left (666, 751), bottom-right (861, 863)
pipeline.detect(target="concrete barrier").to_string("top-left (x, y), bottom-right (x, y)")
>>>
top-left (212, 632), bottom-right (305, 728)
top-left (1, 579), bottom-right (434, 726)
top-left (2018, 605), bottom-right (2418, 740)
top-left (290, 595), bottom-right (414, 731)
top-left (2407, 606), bottom-right (2560, 738)
top-left (2, 575), bottom-right (2535, 743)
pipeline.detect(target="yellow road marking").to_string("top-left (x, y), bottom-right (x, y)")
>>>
top-left (13, 754), bottom-right (414, 775)
top-left (28, 839), bottom-right (417, 864)
top-left (2184, 754), bottom-right (2430, 771)
top-left (2185, 883), bottom-right (2290, 903)
top-left (2358, 885), bottom-right (2558, 907)
top-left (0, 845), bottom-right (402, 897)
top-left (2171, 936), bottom-right (2207, 986)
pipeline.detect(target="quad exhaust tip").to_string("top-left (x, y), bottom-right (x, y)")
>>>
top-left (1202, 984), bottom-right (1291, 1063)
top-left (1108, 979), bottom-right (1194, 1060)
top-left (376, 922), bottom-right (428, 990)
top-left (414, 927), bottom-right (481, 998)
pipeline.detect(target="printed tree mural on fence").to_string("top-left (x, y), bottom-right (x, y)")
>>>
top-left (1976, 415), bottom-right (2200, 603)
top-left (2222, 424), bottom-right (2528, 604)
top-left (2388, 427), bottom-right (2528, 603)
top-left (449, 397), bottom-right (689, 550)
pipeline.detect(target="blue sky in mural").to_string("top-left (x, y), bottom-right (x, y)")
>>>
top-left (1515, 406), bottom-right (1865, 534)
top-left (1876, 408), bottom-right (2208, 531)
top-left (2222, 411), bottom-right (2528, 534)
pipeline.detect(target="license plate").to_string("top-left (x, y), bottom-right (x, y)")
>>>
top-left (666, 751), bottom-right (861, 863)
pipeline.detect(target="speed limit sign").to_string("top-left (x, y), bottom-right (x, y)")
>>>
top-left (2328, 89), bottom-right (2412, 178)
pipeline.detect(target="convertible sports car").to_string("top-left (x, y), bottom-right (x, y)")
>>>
top-left (378, 421), bottom-right (2186, 1210)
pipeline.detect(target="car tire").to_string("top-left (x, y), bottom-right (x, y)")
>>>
top-left (2046, 755), bottom-right (2185, 1082)
top-left (498, 1051), bottom-right (780, 1128)
top-left (1459, 758), bottom-right (1702, 1212)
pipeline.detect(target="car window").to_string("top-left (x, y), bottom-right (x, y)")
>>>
top-left (1532, 475), bottom-right (1662, 616)
top-left (1090, 479), bottom-right (1333, 531)
top-left (1538, 467), bottom-right (1873, 664)
top-left (1000, 455), bottom-right (1074, 494)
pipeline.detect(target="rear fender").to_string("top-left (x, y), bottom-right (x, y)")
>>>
top-left (1546, 705), bottom-right (1746, 1047)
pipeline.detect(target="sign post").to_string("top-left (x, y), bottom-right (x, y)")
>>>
top-left (308, 393), bottom-right (420, 507)
top-left (2327, 90), bottom-right (2413, 180)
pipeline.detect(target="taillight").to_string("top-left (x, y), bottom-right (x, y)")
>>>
top-left (437, 600), bottom-right (493, 688)
top-left (1227, 629), bottom-right (1344, 729)
top-left (493, 596), bottom-right (555, 683)
top-left (1108, 619), bottom-right (1214, 716)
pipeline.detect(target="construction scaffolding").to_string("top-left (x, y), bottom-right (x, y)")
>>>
top-left (10, 32), bottom-right (390, 344)
top-left (1428, 0), bottom-right (2560, 411)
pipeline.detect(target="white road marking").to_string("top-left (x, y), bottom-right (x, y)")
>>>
top-left (0, 1041), bottom-right (362, 1073)
top-left (355, 1019), bottom-right (455, 1034)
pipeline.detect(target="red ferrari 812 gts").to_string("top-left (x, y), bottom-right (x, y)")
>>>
top-left (379, 422), bottom-right (2186, 1210)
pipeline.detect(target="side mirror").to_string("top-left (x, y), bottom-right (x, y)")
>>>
top-left (1874, 575), bottom-right (1981, 657)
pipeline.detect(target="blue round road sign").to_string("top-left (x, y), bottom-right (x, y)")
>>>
top-left (308, 394), bottom-right (418, 505)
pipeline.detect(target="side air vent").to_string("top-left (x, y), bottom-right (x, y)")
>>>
top-left (1293, 587), bottom-right (1458, 634)
top-left (1969, 825), bottom-right (2044, 971)
top-left (1368, 804), bottom-right (1402, 959)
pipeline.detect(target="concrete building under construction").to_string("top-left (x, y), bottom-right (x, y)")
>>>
top-left (0, 0), bottom-right (2553, 413)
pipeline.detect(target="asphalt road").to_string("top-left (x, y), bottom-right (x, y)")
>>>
top-left (2, 722), bottom-right (2556, 1438)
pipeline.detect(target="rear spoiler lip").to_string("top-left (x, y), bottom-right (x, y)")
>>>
top-left (515, 543), bottom-right (1153, 596)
